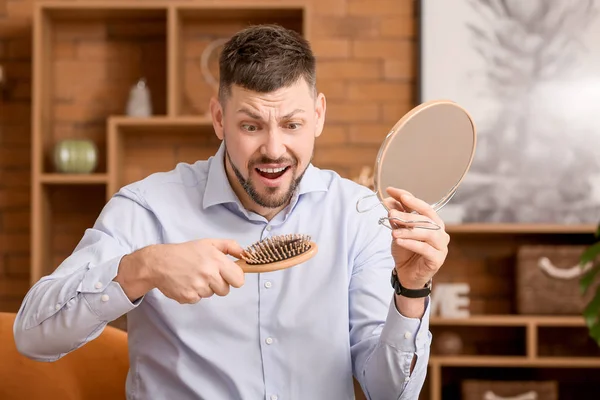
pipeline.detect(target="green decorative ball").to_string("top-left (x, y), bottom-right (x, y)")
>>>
top-left (53, 139), bottom-right (98, 174)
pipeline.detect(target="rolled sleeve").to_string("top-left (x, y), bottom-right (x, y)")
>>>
top-left (79, 255), bottom-right (143, 322)
top-left (379, 296), bottom-right (431, 356)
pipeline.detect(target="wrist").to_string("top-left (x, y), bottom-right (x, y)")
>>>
top-left (393, 268), bottom-right (431, 290)
top-left (115, 245), bottom-right (157, 301)
top-left (394, 294), bottom-right (426, 319)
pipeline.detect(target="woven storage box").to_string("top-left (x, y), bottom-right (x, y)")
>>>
top-left (462, 380), bottom-right (558, 400)
top-left (516, 245), bottom-right (597, 315)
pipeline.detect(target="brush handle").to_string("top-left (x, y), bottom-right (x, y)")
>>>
top-left (235, 242), bottom-right (318, 273)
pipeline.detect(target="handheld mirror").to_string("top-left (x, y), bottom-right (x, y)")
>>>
top-left (356, 100), bottom-right (477, 230)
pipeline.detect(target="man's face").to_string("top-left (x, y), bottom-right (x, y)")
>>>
top-left (211, 78), bottom-right (326, 210)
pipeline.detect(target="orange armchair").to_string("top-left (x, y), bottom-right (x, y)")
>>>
top-left (0, 312), bottom-right (129, 400)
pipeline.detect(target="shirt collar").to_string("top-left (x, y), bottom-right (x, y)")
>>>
top-left (202, 142), bottom-right (328, 210)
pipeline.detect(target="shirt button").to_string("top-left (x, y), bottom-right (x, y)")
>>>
top-left (95, 282), bottom-right (103, 289)
top-left (265, 337), bottom-right (273, 345)
top-left (55, 303), bottom-right (61, 310)
top-left (404, 377), bottom-right (410, 382)
top-left (404, 331), bottom-right (412, 339)
top-left (265, 225), bottom-right (272, 231)
top-left (271, 395), bottom-right (278, 400)
top-left (264, 281), bottom-right (272, 288)
top-left (101, 294), bottom-right (110, 302)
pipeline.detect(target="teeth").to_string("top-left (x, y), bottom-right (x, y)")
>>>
top-left (258, 167), bottom-right (286, 173)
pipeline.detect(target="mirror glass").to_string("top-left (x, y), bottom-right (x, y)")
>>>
top-left (357, 100), bottom-right (477, 229)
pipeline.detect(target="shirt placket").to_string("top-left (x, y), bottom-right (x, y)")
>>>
top-left (258, 221), bottom-right (284, 400)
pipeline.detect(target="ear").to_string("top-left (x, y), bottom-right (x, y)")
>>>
top-left (210, 96), bottom-right (224, 140)
top-left (314, 92), bottom-right (326, 138)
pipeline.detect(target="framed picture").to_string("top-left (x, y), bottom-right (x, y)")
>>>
top-left (418, 0), bottom-right (600, 225)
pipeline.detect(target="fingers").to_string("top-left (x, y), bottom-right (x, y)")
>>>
top-left (382, 195), bottom-right (408, 213)
top-left (177, 290), bottom-right (202, 304)
top-left (392, 225), bottom-right (450, 251)
top-left (196, 252), bottom-right (245, 298)
top-left (219, 260), bottom-right (245, 289)
top-left (385, 187), bottom-right (444, 228)
top-left (389, 209), bottom-right (450, 248)
top-left (209, 239), bottom-right (244, 259)
top-left (387, 208), bottom-right (441, 231)
top-left (394, 237), bottom-right (446, 268)
top-left (164, 239), bottom-right (246, 305)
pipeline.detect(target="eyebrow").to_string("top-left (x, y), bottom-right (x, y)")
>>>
top-left (236, 108), bottom-right (305, 121)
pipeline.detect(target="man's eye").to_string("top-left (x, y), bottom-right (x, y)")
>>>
top-left (287, 123), bottom-right (301, 130)
top-left (242, 124), bottom-right (258, 132)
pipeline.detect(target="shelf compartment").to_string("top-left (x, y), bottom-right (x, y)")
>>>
top-left (431, 326), bottom-right (526, 357)
top-left (538, 326), bottom-right (600, 358)
top-left (173, 3), bottom-right (306, 116)
top-left (434, 232), bottom-right (597, 316)
top-left (107, 116), bottom-right (218, 196)
top-left (32, 184), bottom-right (106, 281)
top-left (35, 3), bottom-right (169, 175)
top-left (440, 366), bottom-right (600, 400)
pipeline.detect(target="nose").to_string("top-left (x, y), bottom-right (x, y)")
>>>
top-left (260, 130), bottom-right (286, 161)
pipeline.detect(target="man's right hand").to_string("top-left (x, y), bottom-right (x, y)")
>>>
top-left (115, 239), bottom-right (246, 304)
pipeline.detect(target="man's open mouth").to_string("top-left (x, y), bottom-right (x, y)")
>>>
top-left (255, 166), bottom-right (290, 180)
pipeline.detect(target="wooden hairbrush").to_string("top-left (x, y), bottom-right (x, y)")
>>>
top-left (235, 233), bottom-right (318, 273)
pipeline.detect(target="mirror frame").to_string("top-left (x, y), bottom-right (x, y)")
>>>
top-left (373, 99), bottom-right (477, 212)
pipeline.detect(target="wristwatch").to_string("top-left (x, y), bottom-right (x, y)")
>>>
top-left (391, 269), bottom-right (432, 298)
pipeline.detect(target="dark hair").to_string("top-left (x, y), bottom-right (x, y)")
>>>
top-left (218, 24), bottom-right (316, 103)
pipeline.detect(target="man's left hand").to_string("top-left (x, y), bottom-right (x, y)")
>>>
top-left (383, 187), bottom-right (450, 290)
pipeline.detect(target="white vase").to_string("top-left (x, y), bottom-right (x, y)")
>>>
top-left (126, 78), bottom-right (152, 117)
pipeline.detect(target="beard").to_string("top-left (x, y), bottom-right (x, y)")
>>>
top-left (225, 145), bottom-right (308, 209)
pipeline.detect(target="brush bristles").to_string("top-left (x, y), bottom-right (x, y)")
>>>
top-left (241, 234), bottom-right (312, 265)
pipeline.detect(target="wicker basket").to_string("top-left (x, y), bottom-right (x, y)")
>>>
top-left (462, 380), bottom-right (558, 400)
top-left (516, 245), bottom-right (597, 315)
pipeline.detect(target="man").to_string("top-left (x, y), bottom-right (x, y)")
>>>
top-left (14, 25), bottom-right (448, 399)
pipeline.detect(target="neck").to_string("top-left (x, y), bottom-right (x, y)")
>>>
top-left (223, 154), bottom-right (288, 221)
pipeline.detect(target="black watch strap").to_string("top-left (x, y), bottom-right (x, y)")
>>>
top-left (391, 269), bottom-right (431, 298)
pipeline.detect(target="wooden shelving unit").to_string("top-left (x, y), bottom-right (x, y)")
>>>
top-left (31, 0), bottom-right (308, 282)
top-left (30, 2), bottom-right (600, 399)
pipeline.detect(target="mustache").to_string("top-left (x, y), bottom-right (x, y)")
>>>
top-left (250, 156), bottom-right (297, 167)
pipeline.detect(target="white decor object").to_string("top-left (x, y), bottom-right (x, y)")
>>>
top-left (431, 283), bottom-right (470, 318)
top-left (126, 78), bottom-right (152, 117)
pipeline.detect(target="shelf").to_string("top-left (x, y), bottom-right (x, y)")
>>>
top-left (446, 223), bottom-right (598, 235)
top-left (431, 315), bottom-right (585, 327)
top-left (107, 115), bottom-right (212, 129)
top-left (431, 356), bottom-right (600, 368)
top-left (39, 173), bottom-right (108, 185)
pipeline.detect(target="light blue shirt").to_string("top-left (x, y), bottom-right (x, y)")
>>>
top-left (14, 143), bottom-right (431, 400)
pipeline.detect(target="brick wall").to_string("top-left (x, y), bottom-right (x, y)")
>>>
top-left (0, 0), bottom-right (32, 311)
top-left (0, 0), bottom-right (416, 310)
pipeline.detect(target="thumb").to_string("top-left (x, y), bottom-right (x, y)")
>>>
top-left (209, 239), bottom-right (244, 259)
